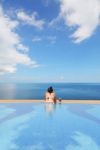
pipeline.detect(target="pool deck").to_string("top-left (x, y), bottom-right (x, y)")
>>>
top-left (0, 100), bottom-right (100, 104)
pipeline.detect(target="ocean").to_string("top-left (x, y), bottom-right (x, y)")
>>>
top-left (0, 83), bottom-right (100, 100)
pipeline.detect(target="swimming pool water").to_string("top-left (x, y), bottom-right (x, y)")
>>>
top-left (0, 103), bottom-right (100, 150)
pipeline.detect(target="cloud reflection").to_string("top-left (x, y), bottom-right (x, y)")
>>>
top-left (44, 103), bottom-right (56, 115)
top-left (0, 107), bottom-right (34, 150)
top-left (66, 132), bottom-right (100, 150)
top-left (0, 105), bottom-right (15, 119)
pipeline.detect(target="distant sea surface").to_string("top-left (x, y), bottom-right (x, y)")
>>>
top-left (0, 83), bottom-right (100, 100)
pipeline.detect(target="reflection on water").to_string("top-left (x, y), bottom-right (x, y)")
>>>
top-left (0, 105), bottom-right (15, 120)
top-left (0, 84), bottom-right (16, 99)
top-left (0, 107), bottom-right (34, 150)
top-left (0, 103), bottom-right (34, 124)
top-left (65, 132), bottom-right (100, 150)
top-left (44, 103), bottom-right (56, 115)
top-left (0, 103), bottom-right (100, 150)
top-left (67, 104), bottom-right (100, 124)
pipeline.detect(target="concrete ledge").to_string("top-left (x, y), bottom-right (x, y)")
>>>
top-left (0, 100), bottom-right (100, 104)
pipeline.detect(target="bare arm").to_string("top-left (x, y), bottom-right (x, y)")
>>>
top-left (53, 93), bottom-right (57, 103)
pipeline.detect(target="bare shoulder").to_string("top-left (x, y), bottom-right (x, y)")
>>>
top-left (45, 92), bottom-right (49, 95)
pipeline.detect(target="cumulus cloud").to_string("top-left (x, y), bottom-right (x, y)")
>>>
top-left (17, 44), bottom-right (29, 52)
top-left (60, 0), bottom-right (100, 43)
top-left (0, 6), bottom-right (38, 74)
top-left (17, 10), bottom-right (45, 29)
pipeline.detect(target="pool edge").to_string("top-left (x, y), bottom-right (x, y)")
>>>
top-left (0, 100), bottom-right (100, 104)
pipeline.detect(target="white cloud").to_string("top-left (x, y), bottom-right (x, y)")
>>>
top-left (60, 76), bottom-right (64, 81)
top-left (17, 10), bottom-right (45, 29)
top-left (17, 44), bottom-right (29, 52)
top-left (48, 16), bottom-right (60, 27)
top-left (32, 35), bottom-right (56, 44)
top-left (60, 0), bottom-right (100, 43)
top-left (32, 36), bottom-right (42, 42)
top-left (42, 0), bottom-right (51, 7)
top-left (47, 36), bottom-right (57, 44)
top-left (0, 6), bottom-right (38, 74)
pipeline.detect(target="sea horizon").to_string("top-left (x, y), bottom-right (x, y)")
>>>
top-left (0, 82), bottom-right (100, 100)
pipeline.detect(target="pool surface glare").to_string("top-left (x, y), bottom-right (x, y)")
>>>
top-left (0, 103), bottom-right (100, 150)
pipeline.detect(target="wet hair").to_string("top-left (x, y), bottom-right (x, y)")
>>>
top-left (47, 86), bottom-right (53, 93)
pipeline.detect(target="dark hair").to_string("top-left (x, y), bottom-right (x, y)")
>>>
top-left (47, 86), bottom-right (53, 93)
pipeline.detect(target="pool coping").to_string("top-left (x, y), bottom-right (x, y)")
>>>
top-left (0, 100), bottom-right (100, 104)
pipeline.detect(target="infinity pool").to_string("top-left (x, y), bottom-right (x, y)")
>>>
top-left (0, 103), bottom-right (100, 150)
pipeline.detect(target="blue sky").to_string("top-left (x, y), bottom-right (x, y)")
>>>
top-left (0, 0), bottom-right (100, 83)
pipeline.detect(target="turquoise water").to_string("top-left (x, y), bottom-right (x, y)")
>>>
top-left (0, 83), bottom-right (100, 100)
top-left (0, 103), bottom-right (100, 150)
